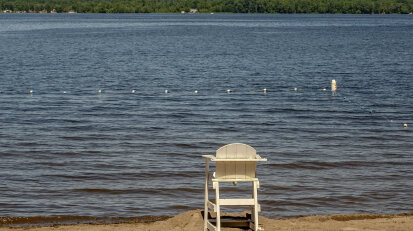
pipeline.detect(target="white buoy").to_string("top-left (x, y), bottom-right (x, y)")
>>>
top-left (164, 89), bottom-right (168, 94)
top-left (226, 89), bottom-right (232, 93)
top-left (29, 90), bottom-right (34, 94)
top-left (263, 88), bottom-right (267, 93)
top-left (131, 89), bottom-right (136, 94)
top-left (321, 88), bottom-right (327, 91)
top-left (194, 90), bottom-right (198, 94)
top-left (404, 123), bottom-right (408, 128)
top-left (97, 89), bottom-right (102, 94)
top-left (63, 91), bottom-right (67, 94)
top-left (289, 88), bottom-right (297, 91)
top-left (331, 79), bottom-right (337, 92)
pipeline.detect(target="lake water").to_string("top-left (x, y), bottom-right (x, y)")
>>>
top-left (0, 13), bottom-right (412, 223)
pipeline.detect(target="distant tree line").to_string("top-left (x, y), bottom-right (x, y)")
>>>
top-left (1, 0), bottom-right (413, 14)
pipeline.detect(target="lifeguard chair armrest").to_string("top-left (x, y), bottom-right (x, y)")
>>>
top-left (202, 155), bottom-right (215, 160)
top-left (202, 154), bottom-right (267, 162)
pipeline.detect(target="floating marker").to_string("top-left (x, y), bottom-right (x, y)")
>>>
top-left (194, 90), bottom-right (198, 94)
top-left (226, 89), bottom-right (232, 93)
top-left (331, 79), bottom-right (337, 92)
top-left (131, 89), bottom-right (136, 94)
top-left (97, 89), bottom-right (102, 94)
top-left (321, 88), bottom-right (327, 91)
top-left (29, 90), bottom-right (34, 94)
top-left (164, 89), bottom-right (168, 94)
top-left (404, 123), bottom-right (408, 128)
top-left (63, 91), bottom-right (67, 94)
top-left (263, 88), bottom-right (267, 93)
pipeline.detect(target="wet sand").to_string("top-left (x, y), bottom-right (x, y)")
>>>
top-left (1, 210), bottom-right (412, 231)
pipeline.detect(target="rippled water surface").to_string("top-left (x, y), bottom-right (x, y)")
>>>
top-left (0, 14), bottom-right (412, 221)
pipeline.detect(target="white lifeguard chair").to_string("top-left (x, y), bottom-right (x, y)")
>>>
top-left (202, 143), bottom-right (267, 231)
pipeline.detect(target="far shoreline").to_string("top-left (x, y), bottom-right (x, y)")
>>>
top-left (1, 12), bottom-right (413, 15)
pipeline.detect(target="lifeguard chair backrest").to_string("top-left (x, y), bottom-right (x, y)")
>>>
top-left (215, 143), bottom-right (257, 180)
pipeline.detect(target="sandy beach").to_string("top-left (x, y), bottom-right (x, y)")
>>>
top-left (1, 210), bottom-right (412, 231)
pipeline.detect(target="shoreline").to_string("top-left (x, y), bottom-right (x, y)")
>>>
top-left (1, 210), bottom-right (412, 231)
top-left (1, 12), bottom-right (413, 14)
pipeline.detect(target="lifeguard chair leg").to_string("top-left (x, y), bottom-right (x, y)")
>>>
top-left (204, 158), bottom-right (209, 230)
top-left (253, 180), bottom-right (259, 230)
top-left (214, 182), bottom-right (221, 231)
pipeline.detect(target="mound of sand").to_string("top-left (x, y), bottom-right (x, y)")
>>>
top-left (1, 210), bottom-right (412, 231)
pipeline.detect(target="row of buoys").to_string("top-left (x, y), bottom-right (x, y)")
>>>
top-left (0, 88), bottom-right (318, 95)
top-left (0, 81), bottom-right (409, 129)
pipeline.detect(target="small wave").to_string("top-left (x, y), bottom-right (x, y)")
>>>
top-left (72, 187), bottom-right (202, 195)
top-left (35, 161), bottom-right (68, 167)
top-left (169, 205), bottom-right (190, 210)
top-left (262, 200), bottom-right (319, 208)
top-left (265, 185), bottom-right (292, 191)
top-left (268, 160), bottom-right (413, 170)
top-left (73, 188), bottom-right (138, 194)
top-left (268, 161), bottom-right (338, 170)
top-left (175, 143), bottom-right (201, 149)
top-left (16, 142), bottom-right (43, 147)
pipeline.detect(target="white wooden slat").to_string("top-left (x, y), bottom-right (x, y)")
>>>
top-left (219, 198), bottom-right (255, 206)
top-left (239, 144), bottom-right (248, 158)
top-left (212, 178), bottom-right (258, 182)
top-left (246, 162), bottom-right (256, 178)
top-left (235, 161), bottom-right (246, 180)
top-left (212, 158), bottom-right (266, 162)
top-left (246, 145), bottom-right (256, 158)
top-left (239, 143), bottom-right (247, 158)
top-left (235, 144), bottom-right (247, 179)
top-left (227, 143), bottom-right (237, 158)
top-left (207, 200), bottom-right (216, 212)
top-left (216, 144), bottom-right (227, 159)
top-left (215, 162), bottom-right (225, 179)
top-left (207, 220), bottom-right (216, 231)
top-left (226, 161), bottom-right (236, 179)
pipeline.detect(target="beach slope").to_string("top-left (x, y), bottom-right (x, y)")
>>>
top-left (1, 210), bottom-right (412, 231)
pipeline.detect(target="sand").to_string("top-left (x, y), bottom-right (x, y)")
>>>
top-left (1, 210), bottom-right (412, 231)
